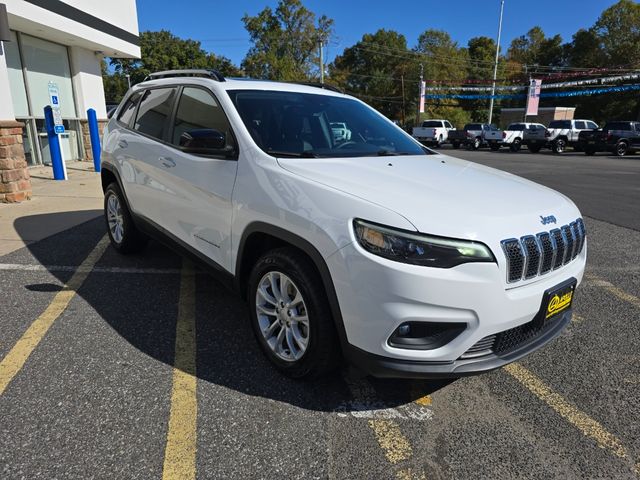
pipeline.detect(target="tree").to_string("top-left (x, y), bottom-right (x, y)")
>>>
top-left (507, 27), bottom-right (564, 70)
top-left (109, 30), bottom-right (241, 85)
top-left (564, 29), bottom-right (606, 68)
top-left (241, 0), bottom-right (333, 81)
top-left (594, 0), bottom-right (640, 67)
top-left (330, 29), bottom-right (413, 121)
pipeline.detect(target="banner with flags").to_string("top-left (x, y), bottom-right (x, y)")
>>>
top-left (526, 79), bottom-right (542, 116)
top-left (419, 81), bottom-right (425, 113)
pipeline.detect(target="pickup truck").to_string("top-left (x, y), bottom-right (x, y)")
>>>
top-left (330, 122), bottom-right (352, 142)
top-left (484, 123), bottom-right (547, 152)
top-left (577, 121), bottom-right (640, 156)
top-left (448, 123), bottom-right (500, 150)
top-left (412, 119), bottom-right (454, 147)
top-left (545, 119), bottom-right (599, 153)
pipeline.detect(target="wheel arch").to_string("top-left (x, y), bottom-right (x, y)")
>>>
top-left (235, 222), bottom-right (349, 350)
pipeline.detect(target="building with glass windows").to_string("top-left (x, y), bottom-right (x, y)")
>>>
top-left (0, 0), bottom-right (140, 201)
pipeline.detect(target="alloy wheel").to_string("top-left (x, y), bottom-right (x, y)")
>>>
top-left (106, 193), bottom-right (124, 244)
top-left (255, 271), bottom-right (309, 362)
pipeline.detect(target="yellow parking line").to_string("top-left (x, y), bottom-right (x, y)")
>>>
top-left (586, 274), bottom-right (640, 309)
top-left (396, 467), bottom-right (427, 480)
top-left (504, 363), bottom-right (629, 460)
top-left (367, 419), bottom-right (413, 464)
top-left (0, 235), bottom-right (109, 396)
top-left (162, 260), bottom-right (197, 480)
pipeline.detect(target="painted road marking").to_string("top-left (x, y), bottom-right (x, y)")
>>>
top-left (0, 235), bottom-right (109, 396)
top-left (505, 363), bottom-right (633, 465)
top-left (396, 468), bottom-right (427, 480)
top-left (0, 263), bottom-right (183, 275)
top-left (586, 274), bottom-right (640, 309)
top-left (162, 260), bottom-right (197, 480)
top-left (368, 419), bottom-right (413, 464)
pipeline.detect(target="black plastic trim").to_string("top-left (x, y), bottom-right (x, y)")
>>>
top-left (236, 222), bottom-right (350, 350)
top-left (346, 309), bottom-right (572, 378)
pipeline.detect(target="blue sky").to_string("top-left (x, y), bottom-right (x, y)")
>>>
top-left (135, 0), bottom-right (619, 65)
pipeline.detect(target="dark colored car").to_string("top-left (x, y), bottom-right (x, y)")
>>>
top-left (577, 121), bottom-right (640, 156)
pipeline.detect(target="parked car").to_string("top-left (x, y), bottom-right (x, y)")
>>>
top-left (577, 121), bottom-right (640, 156)
top-left (331, 122), bottom-right (352, 142)
top-left (486, 123), bottom-right (547, 152)
top-left (545, 119), bottom-right (599, 154)
top-left (101, 69), bottom-right (586, 379)
top-left (412, 119), bottom-right (454, 147)
top-left (448, 123), bottom-right (500, 150)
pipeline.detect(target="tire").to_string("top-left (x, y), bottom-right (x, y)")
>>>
top-left (552, 138), bottom-right (566, 154)
top-left (529, 144), bottom-right (542, 154)
top-left (104, 182), bottom-right (148, 254)
top-left (436, 135), bottom-right (443, 148)
top-left (490, 142), bottom-right (500, 151)
top-left (585, 148), bottom-right (596, 156)
top-left (510, 138), bottom-right (522, 152)
top-left (452, 142), bottom-right (460, 149)
top-left (472, 137), bottom-right (481, 150)
top-left (615, 141), bottom-right (628, 157)
top-left (247, 247), bottom-right (340, 379)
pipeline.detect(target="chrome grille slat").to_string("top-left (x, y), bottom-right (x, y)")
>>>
top-left (460, 334), bottom-right (496, 359)
top-left (502, 218), bottom-right (585, 284)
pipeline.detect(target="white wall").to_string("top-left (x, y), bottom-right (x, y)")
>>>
top-left (4, 0), bottom-right (140, 58)
top-left (69, 47), bottom-right (108, 119)
top-left (0, 43), bottom-right (17, 121)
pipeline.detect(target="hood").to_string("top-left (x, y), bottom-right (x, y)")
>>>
top-left (277, 153), bottom-right (580, 241)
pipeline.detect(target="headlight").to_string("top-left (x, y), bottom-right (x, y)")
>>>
top-left (353, 219), bottom-right (495, 268)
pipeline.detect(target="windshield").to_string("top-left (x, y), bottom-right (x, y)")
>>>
top-left (227, 90), bottom-right (429, 158)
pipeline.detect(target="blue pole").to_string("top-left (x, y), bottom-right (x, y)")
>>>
top-left (87, 108), bottom-right (101, 172)
top-left (44, 106), bottom-right (65, 181)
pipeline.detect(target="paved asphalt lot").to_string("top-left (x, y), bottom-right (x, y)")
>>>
top-left (1, 149), bottom-right (639, 479)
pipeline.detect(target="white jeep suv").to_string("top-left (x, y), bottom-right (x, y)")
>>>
top-left (101, 69), bottom-right (586, 379)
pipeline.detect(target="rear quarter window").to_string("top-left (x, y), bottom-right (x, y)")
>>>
top-left (117, 92), bottom-right (142, 127)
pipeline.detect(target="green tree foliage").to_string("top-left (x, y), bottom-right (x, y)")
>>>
top-left (594, 0), bottom-right (640, 67)
top-left (507, 27), bottom-right (564, 70)
top-left (241, 0), bottom-right (333, 81)
top-left (330, 29), bottom-right (413, 122)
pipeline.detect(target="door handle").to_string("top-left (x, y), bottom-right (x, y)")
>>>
top-left (160, 157), bottom-right (176, 168)
top-left (118, 139), bottom-right (128, 148)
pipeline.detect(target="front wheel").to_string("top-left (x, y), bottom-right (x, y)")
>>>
top-left (248, 248), bottom-right (340, 379)
top-left (510, 138), bottom-right (522, 152)
top-left (104, 182), bottom-right (148, 254)
top-left (472, 137), bottom-right (481, 150)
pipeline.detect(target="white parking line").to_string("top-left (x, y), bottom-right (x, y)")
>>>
top-left (0, 263), bottom-right (183, 275)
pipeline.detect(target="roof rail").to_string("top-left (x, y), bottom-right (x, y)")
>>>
top-left (288, 81), bottom-right (343, 94)
top-left (144, 69), bottom-right (226, 82)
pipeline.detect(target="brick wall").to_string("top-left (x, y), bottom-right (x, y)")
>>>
top-left (79, 119), bottom-right (108, 161)
top-left (0, 121), bottom-right (31, 203)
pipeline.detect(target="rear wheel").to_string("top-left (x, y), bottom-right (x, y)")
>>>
top-left (615, 141), bottom-right (628, 157)
top-left (510, 138), bottom-right (522, 152)
top-left (472, 137), bottom-right (481, 150)
top-left (104, 182), bottom-right (148, 254)
top-left (552, 138), bottom-right (566, 154)
top-left (248, 248), bottom-right (340, 379)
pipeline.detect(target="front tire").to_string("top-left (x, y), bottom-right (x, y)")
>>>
top-left (248, 248), bottom-right (340, 379)
top-left (472, 137), bottom-right (481, 150)
top-left (104, 182), bottom-right (148, 254)
top-left (510, 138), bottom-right (522, 152)
top-left (615, 141), bottom-right (628, 157)
top-left (552, 138), bottom-right (566, 154)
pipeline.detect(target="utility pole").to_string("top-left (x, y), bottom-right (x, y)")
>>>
top-left (488, 0), bottom-right (505, 125)
top-left (318, 38), bottom-right (324, 84)
top-left (401, 74), bottom-right (406, 126)
top-left (417, 64), bottom-right (424, 126)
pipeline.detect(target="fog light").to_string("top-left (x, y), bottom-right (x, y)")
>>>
top-left (388, 322), bottom-right (466, 350)
top-left (398, 324), bottom-right (411, 336)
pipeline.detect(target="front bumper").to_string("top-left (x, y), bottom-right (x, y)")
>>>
top-left (345, 309), bottom-right (572, 378)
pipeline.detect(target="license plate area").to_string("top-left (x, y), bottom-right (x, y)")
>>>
top-left (538, 278), bottom-right (577, 323)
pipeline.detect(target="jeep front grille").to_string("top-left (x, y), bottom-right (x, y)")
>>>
top-left (501, 218), bottom-right (585, 284)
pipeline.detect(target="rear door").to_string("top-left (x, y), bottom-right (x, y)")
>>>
top-left (161, 85), bottom-right (239, 270)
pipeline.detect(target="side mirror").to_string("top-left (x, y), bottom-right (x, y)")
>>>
top-left (179, 128), bottom-right (226, 151)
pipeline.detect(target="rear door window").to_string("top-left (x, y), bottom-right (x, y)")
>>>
top-left (587, 121), bottom-right (598, 129)
top-left (134, 88), bottom-right (178, 140)
top-left (444, 121), bottom-right (453, 129)
top-left (574, 121), bottom-right (587, 129)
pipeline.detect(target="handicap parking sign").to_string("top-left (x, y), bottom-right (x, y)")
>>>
top-left (51, 95), bottom-right (59, 105)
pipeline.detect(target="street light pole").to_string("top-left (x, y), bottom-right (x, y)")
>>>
top-left (488, 0), bottom-right (505, 125)
top-left (318, 39), bottom-right (324, 84)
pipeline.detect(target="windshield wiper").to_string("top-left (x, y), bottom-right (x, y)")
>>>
top-left (266, 150), bottom-right (318, 158)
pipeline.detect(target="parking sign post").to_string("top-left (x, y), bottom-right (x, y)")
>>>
top-left (44, 106), bottom-right (66, 180)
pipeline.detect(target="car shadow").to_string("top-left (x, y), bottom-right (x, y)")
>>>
top-left (12, 211), bottom-right (455, 414)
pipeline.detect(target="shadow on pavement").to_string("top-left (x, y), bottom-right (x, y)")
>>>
top-left (13, 211), bottom-right (454, 413)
